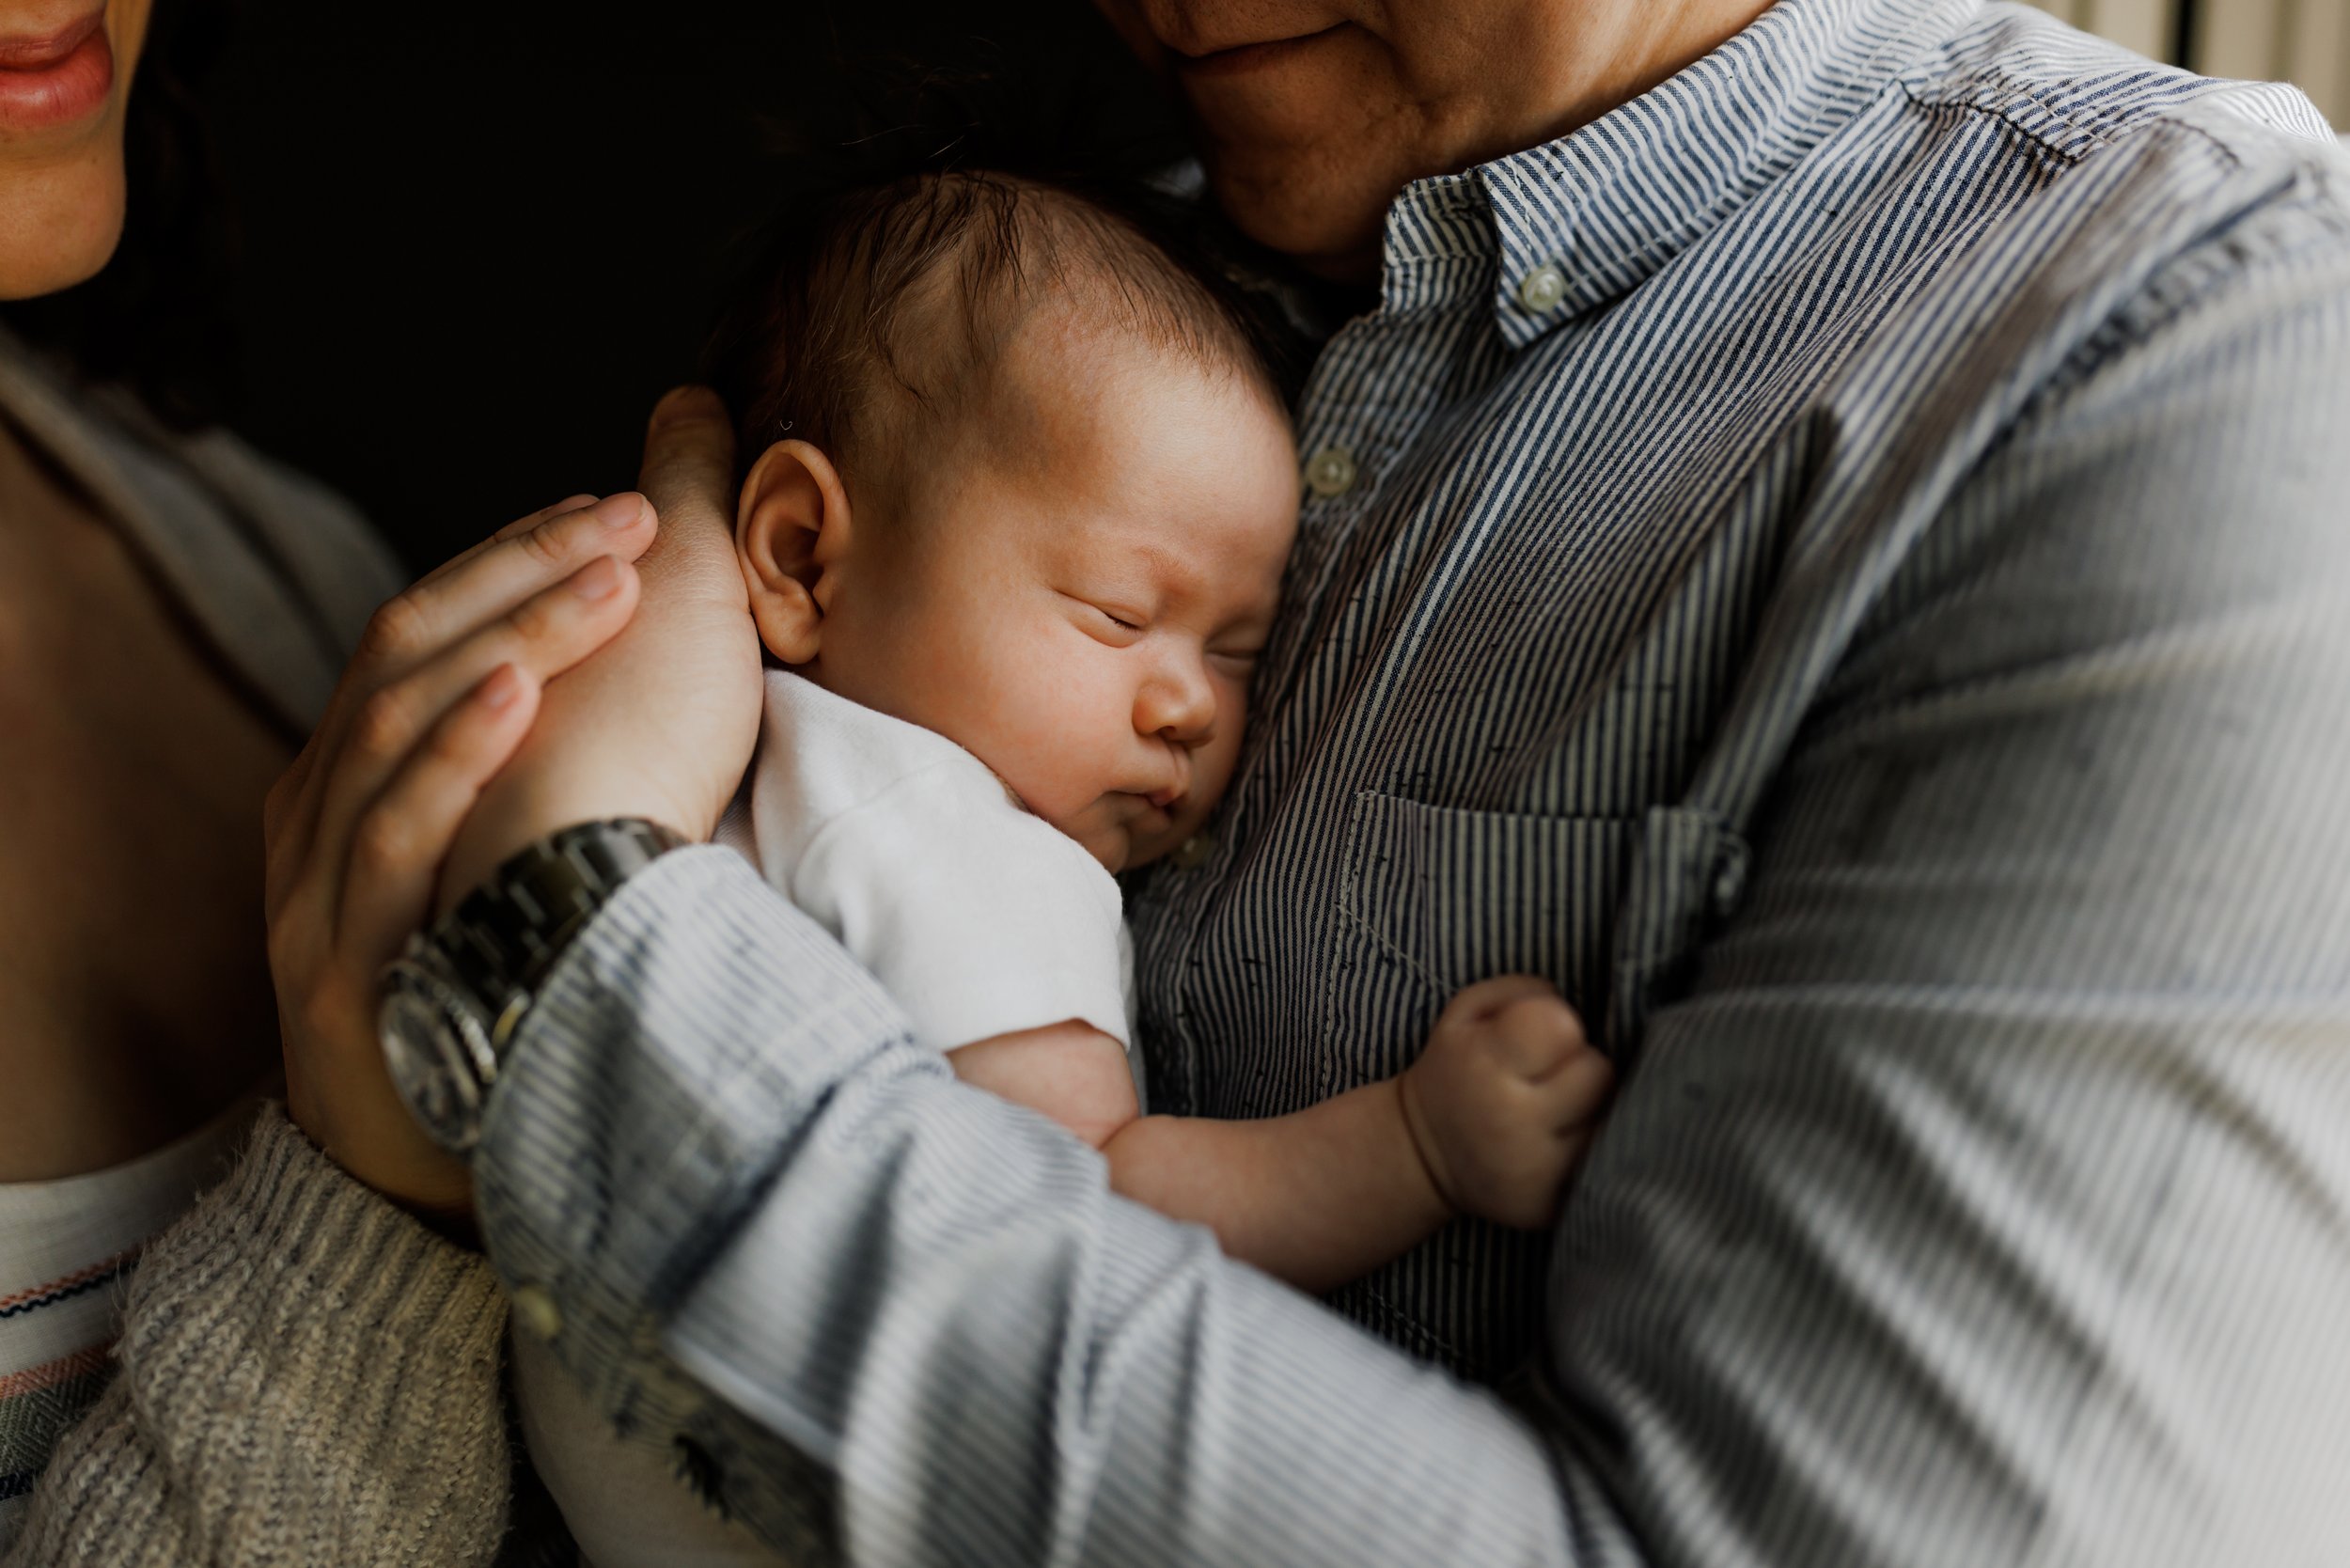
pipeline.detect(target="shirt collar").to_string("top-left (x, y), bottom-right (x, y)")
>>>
top-left (1378, 0), bottom-right (1972, 347)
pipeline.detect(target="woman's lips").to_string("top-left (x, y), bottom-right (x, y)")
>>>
top-left (0, 9), bottom-right (114, 134)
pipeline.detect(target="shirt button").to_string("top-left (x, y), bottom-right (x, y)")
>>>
top-left (510, 1284), bottom-right (563, 1341)
top-left (1517, 262), bottom-right (1568, 314)
top-left (1171, 831), bottom-right (1216, 870)
top-left (1709, 844), bottom-right (1749, 918)
top-left (1304, 445), bottom-right (1358, 498)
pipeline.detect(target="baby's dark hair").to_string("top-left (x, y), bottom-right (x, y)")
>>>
top-left (704, 169), bottom-right (1289, 498)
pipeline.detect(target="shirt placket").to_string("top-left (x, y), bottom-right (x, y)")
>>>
top-left (1137, 212), bottom-right (1511, 1116)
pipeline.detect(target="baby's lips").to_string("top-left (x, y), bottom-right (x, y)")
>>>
top-left (1145, 783), bottom-right (1186, 811)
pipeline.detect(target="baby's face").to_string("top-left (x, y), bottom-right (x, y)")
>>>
top-left (807, 319), bottom-right (1299, 871)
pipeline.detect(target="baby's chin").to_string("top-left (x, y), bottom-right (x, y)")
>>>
top-left (1058, 796), bottom-right (1198, 875)
top-left (1118, 818), bottom-right (1193, 873)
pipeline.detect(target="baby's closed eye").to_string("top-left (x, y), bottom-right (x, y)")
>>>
top-left (1209, 643), bottom-right (1263, 673)
top-left (1058, 590), bottom-right (1150, 645)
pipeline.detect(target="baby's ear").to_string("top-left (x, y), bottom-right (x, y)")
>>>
top-left (736, 439), bottom-right (852, 666)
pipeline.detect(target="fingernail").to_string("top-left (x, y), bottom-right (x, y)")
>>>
top-left (572, 557), bottom-right (624, 600)
top-left (591, 493), bottom-right (646, 528)
top-left (479, 663), bottom-right (525, 709)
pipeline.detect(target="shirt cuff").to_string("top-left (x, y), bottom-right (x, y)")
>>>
top-left (471, 844), bottom-right (934, 1459)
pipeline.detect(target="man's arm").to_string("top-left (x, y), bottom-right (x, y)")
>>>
top-left (1528, 201), bottom-right (2350, 1566)
top-left (479, 860), bottom-right (1595, 1564)
top-left (472, 182), bottom-right (2350, 1568)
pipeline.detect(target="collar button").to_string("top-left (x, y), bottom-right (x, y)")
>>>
top-left (1304, 445), bottom-right (1358, 498)
top-left (1517, 262), bottom-right (1568, 314)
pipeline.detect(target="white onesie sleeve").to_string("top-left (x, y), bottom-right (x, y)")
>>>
top-left (718, 669), bottom-right (1135, 1059)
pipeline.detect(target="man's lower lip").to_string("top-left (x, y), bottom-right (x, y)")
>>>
top-left (1174, 24), bottom-right (1345, 81)
top-left (0, 18), bottom-right (113, 133)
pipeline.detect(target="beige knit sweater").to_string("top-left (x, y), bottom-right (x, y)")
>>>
top-left (5, 1111), bottom-right (515, 1565)
top-left (0, 331), bottom-right (525, 1562)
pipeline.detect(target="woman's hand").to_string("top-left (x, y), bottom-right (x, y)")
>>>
top-left (264, 490), bottom-right (659, 1220)
top-left (436, 387), bottom-right (761, 907)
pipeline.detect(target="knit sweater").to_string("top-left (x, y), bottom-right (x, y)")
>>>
top-left (0, 327), bottom-right (531, 1560)
top-left (3, 1111), bottom-right (514, 1565)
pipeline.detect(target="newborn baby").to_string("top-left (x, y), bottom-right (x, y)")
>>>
top-left (516, 170), bottom-right (1615, 1567)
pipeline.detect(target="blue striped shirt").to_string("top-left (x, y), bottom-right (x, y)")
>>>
top-left (477, 1), bottom-right (2350, 1562)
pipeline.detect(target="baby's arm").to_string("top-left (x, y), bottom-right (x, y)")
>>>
top-left (948, 976), bottom-right (1615, 1294)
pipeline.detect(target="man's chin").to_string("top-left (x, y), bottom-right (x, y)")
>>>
top-left (1202, 150), bottom-right (1395, 284)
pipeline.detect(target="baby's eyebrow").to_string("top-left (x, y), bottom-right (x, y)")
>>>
top-left (1070, 537), bottom-right (1202, 606)
top-left (1121, 537), bottom-right (1198, 588)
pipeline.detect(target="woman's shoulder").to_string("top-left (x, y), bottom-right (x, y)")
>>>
top-left (89, 379), bottom-right (409, 648)
top-left (0, 324), bottom-right (406, 729)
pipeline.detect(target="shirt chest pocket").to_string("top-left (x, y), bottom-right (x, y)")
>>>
top-left (1321, 793), bottom-right (1639, 1085)
top-left (1322, 793), bottom-right (1747, 1085)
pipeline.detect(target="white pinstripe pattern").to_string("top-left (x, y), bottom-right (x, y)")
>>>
top-left (476, 2), bottom-right (2350, 1563)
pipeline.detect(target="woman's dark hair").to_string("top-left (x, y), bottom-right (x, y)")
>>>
top-left (2, 3), bottom-right (240, 431)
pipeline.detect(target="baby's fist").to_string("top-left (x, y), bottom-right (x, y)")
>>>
top-left (1399, 976), bottom-right (1615, 1230)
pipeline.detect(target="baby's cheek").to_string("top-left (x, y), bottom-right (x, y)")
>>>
top-left (1190, 712), bottom-right (1247, 814)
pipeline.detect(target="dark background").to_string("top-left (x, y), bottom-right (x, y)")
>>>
top-left (186, 1), bottom-right (1184, 569)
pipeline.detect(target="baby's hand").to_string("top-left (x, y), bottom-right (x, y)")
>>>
top-left (1398, 976), bottom-right (1615, 1230)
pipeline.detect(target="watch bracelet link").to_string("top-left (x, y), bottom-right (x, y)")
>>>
top-left (432, 817), bottom-right (689, 1046)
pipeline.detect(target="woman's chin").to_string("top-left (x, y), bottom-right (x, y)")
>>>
top-left (0, 152), bottom-right (124, 299)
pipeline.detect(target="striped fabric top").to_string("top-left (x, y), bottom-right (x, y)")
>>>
top-left (478, 1), bottom-right (2350, 1564)
top-left (0, 1102), bottom-right (254, 1545)
top-left (0, 322), bottom-right (394, 1546)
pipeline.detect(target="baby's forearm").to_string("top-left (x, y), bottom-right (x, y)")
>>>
top-left (1101, 1078), bottom-right (1452, 1294)
top-left (948, 1024), bottom-right (1452, 1293)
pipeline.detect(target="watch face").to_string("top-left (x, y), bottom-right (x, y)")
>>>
top-left (380, 963), bottom-right (488, 1152)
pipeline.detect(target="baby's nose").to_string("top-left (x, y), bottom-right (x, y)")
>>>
top-left (1136, 658), bottom-right (1217, 741)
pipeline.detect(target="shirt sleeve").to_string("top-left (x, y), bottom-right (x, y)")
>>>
top-left (471, 196), bottom-right (2350, 1568)
top-left (475, 850), bottom-right (1595, 1566)
top-left (1543, 175), bottom-right (2350, 1567)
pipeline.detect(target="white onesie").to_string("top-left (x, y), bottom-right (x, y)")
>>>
top-left (515, 667), bottom-right (1137, 1568)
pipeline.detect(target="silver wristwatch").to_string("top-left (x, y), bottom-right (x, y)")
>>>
top-left (378, 818), bottom-right (686, 1152)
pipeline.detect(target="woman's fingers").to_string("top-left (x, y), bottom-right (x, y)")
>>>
top-left (380, 492), bottom-right (653, 661)
top-left (264, 493), bottom-right (639, 857)
top-left (335, 662), bottom-right (541, 964)
top-left (274, 499), bottom-right (656, 876)
top-left (297, 553), bottom-right (642, 919)
top-left (407, 494), bottom-right (602, 592)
